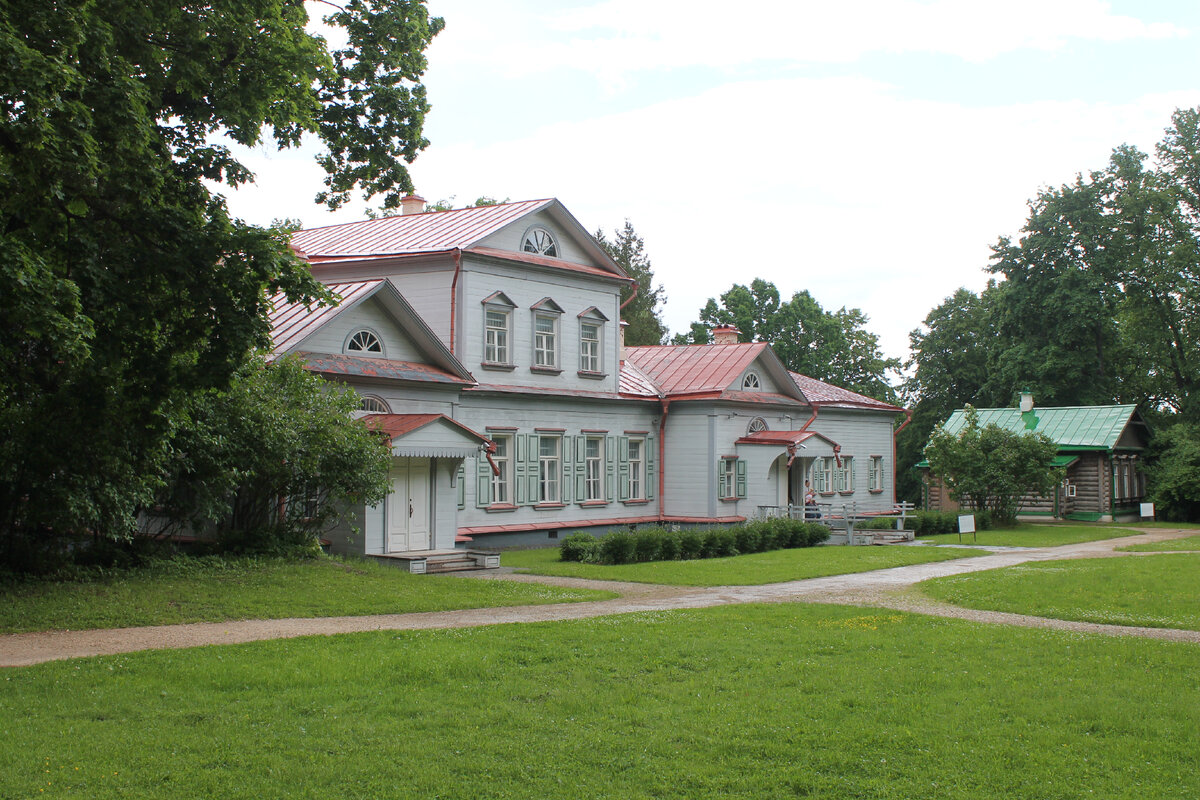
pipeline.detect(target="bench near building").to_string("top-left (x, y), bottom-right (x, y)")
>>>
top-left (270, 197), bottom-right (906, 567)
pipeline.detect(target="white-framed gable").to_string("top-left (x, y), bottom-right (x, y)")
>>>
top-left (272, 279), bottom-right (474, 383)
top-left (474, 201), bottom-right (627, 279)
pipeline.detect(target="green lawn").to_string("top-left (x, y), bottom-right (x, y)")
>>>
top-left (0, 556), bottom-right (614, 634)
top-left (501, 544), bottom-right (989, 586)
top-left (1118, 534), bottom-right (1200, 552)
top-left (1, 603), bottom-right (1195, 799)
top-left (919, 553), bottom-right (1200, 630)
top-left (916, 523), bottom-right (1140, 548)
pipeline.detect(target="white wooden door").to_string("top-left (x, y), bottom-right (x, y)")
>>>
top-left (387, 459), bottom-right (431, 552)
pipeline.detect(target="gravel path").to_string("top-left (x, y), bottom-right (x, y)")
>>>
top-left (2, 528), bottom-right (1196, 667)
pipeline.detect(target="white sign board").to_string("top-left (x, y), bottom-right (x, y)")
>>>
top-left (958, 514), bottom-right (976, 533)
top-left (1140, 503), bottom-right (1155, 519)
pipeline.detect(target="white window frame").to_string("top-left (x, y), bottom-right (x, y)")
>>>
top-left (868, 455), bottom-right (883, 492)
top-left (490, 434), bottom-right (512, 505)
top-left (484, 307), bottom-right (511, 365)
top-left (719, 457), bottom-right (737, 499)
top-left (345, 328), bottom-right (384, 356)
top-left (836, 456), bottom-right (855, 493)
top-left (533, 312), bottom-right (558, 369)
top-left (522, 226), bottom-right (558, 257)
top-left (538, 435), bottom-right (561, 504)
top-left (584, 435), bottom-right (604, 502)
top-left (742, 372), bottom-right (761, 390)
top-left (580, 321), bottom-right (602, 373)
top-left (627, 437), bottom-right (646, 501)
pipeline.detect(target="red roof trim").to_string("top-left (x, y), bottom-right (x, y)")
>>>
top-left (362, 413), bottom-right (490, 444)
top-left (465, 246), bottom-right (632, 283)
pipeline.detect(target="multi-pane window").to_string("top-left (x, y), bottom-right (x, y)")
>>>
top-left (742, 372), bottom-right (761, 390)
top-left (869, 456), bottom-right (884, 491)
top-left (627, 438), bottom-right (645, 500)
top-left (523, 227), bottom-right (558, 257)
top-left (358, 395), bottom-right (390, 413)
top-left (490, 435), bottom-right (512, 505)
top-left (719, 457), bottom-right (737, 499)
top-left (835, 456), bottom-right (855, 493)
top-left (534, 314), bottom-right (557, 368)
top-left (485, 309), bottom-right (510, 364)
top-left (815, 458), bottom-right (834, 493)
top-left (346, 329), bottom-right (383, 355)
top-left (538, 435), bottom-right (561, 503)
top-left (584, 436), bottom-right (604, 501)
top-left (580, 322), bottom-right (601, 372)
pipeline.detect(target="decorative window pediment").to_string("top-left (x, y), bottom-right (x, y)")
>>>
top-left (578, 306), bottom-right (609, 322)
top-left (481, 290), bottom-right (516, 308)
top-left (530, 297), bottom-right (564, 314)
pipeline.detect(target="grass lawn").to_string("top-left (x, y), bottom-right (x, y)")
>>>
top-left (501, 544), bottom-right (989, 586)
top-left (1118, 534), bottom-right (1200, 552)
top-left (918, 553), bottom-right (1200, 630)
top-left (916, 523), bottom-right (1140, 548)
top-left (1, 603), bottom-right (1195, 799)
top-left (0, 556), bottom-right (614, 634)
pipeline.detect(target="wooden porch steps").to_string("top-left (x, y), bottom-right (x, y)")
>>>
top-left (369, 549), bottom-right (501, 574)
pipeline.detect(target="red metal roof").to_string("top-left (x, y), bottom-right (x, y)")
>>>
top-left (291, 199), bottom-right (554, 258)
top-left (789, 372), bottom-right (902, 412)
top-left (269, 280), bottom-right (383, 352)
top-left (736, 430), bottom-right (825, 446)
top-left (618, 361), bottom-right (660, 397)
top-left (624, 343), bottom-right (770, 395)
top-left (363, 413), bottom-right (489, 444)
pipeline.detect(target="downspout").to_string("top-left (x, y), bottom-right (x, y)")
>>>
top-left (892, 408), bottom-right (913, 506)
top-left (658, 398), bottom-right (670, 521)
top-left (620, 280), bottom-right (639, 312)
top-left (798, 405), bottom-right (819, 431)
top-left (483, 441), bottom-right (499, 477)
top-left (449, 248), bottom-right (463, 354)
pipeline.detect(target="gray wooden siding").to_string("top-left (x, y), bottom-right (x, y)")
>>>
top-left (804, 409), bottom-right (899, 513)
top-left (661, 411), bottom-right (720, 518)
top-left (309, 257), bottom-right (456, 347)
top-left (455, 395), bottom-right (660, 529)
top-left (476, 210), bottom-right (598, 268)
top-left (297, 296), bottom-right (423, 361)
top-left (460, 259), bottom-right (623, 394)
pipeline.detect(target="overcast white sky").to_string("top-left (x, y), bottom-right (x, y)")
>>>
top-left (221, 0), bottom-right (1200, 362)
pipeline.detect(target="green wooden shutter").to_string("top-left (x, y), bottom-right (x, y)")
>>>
top-left (575, 435), bottom-right (586, 504)
top-left (736, 459), bottom-right (747, 499)
top-left (526, 434), bottom-right (539, 504)
top-left (606, 435), bottom-right (616, 502)
top-left (561, 436), bottom-right (573, 504)
top-left (646, 435), bottom-right (656, 500)
top-left (515, 435), bottom-right (528, 505)
top-left (458, 463), bottom-right (467, 509)
top-left (475, 456), bottom-right (491, 508)
top-left (617, 436), bottom-right (630, 501)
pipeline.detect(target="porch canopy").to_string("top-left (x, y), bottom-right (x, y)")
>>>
top-left (735, 429), bottom-right (840, 459)
top-left (363, 414), bottom-right (490, 458)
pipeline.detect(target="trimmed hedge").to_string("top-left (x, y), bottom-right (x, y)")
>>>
top-left (559, 519), bottom-right (831, 565)
top-left (909, 509), bottom-right (994, 536)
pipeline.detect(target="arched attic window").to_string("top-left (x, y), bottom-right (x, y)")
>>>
top-left (747, 417), bottom-right (768, 434)
top-left (522, 226), bottom-right (558, 257)
top-left (742, 372), bottom-right (761, 390)
top-left (359, 395), bottom-right (390, 413)
top-left (345, 328), bottom-right (384, 356)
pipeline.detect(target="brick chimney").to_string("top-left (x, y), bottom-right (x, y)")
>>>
top-left (400, 193), bottom-right (426, 215)
top-left (711, 324), bottom-right (740, 345)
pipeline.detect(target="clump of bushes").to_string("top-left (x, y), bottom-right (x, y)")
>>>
top-left (559, 519), bottom-right (830, 565)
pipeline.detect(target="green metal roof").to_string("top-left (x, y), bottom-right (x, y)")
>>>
top-left (939, 405), bottom-right (1140, 450)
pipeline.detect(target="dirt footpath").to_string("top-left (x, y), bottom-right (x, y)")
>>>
top-left (2, 529), bottom-right (1196, 667)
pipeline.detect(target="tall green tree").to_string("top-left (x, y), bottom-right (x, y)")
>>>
top-left (0, 0), bottom-right (443, 559)
top-left (675, 278), bottom-right (900, 402)
top-left (594, 221), bottom-right (668, 346)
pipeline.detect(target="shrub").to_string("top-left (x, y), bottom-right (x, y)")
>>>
top-left (560, 532), bottom-right (599, 563)
top-left (599, 531), bottom-right (636, 564)
top-left (657, 529), bottom-right (682, 561)
top-left (633, 528), bottom-right (665, 562)
top-left (858, 516), bottom-right (899, 531)
top-left (679, 529), bottom-right (705, 559)
top-left (734, 526), bottom-right (762, 555)
top-left (703, 529), bottom-right (737, 558)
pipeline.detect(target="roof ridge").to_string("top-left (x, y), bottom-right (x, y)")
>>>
top-left (296, 198), bottom-right (553, 234)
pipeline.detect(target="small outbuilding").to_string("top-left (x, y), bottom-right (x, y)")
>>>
top-left (919, 393), bottom-right (1149, 522)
